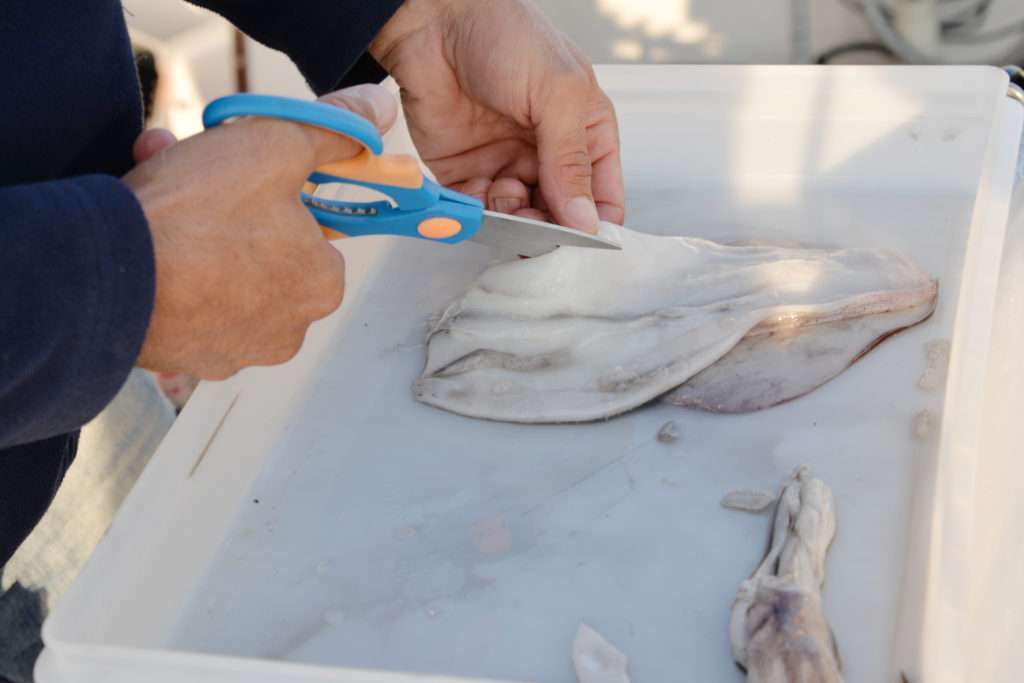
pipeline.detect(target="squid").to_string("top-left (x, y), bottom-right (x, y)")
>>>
top-left (415, 225), bottom-right (938, 423)
top-left (729, 468), bottom-right (843, 683)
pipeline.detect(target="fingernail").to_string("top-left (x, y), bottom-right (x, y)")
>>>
top-left (493, 197), bottom-right (524, 214)
top-left (563, 196), bottom-right (600, 234)
top-left (347, 84), bottom-right (394, 124)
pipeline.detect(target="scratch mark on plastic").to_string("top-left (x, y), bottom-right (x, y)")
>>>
top-left (188, 393), bottom-right (241, 479)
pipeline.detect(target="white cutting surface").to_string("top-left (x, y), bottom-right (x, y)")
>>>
top-left (169, 197), bottom-right (966, 682)
top-left (42, 66), bottom-right (1022, 683)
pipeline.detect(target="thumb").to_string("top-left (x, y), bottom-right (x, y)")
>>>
top-left (308, 83), bottom-right (399, 167)
top-left (133, 128), bottom-right (178, 164)
top-left (536, 100), bottom-right (600, 234)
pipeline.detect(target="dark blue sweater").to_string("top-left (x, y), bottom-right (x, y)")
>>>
top-left (0, 0), bottom-right (402, 565)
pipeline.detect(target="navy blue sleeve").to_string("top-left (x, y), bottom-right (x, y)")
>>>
top-left (0, 433), bottom-right (78, 565)
top-left (0, 176), bottom-right (155, 449)
top-left (190, 1), bottom-right (404, 94)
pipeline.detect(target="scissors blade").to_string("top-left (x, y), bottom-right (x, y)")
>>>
top-left (470, 211), bottom-right (622, 257)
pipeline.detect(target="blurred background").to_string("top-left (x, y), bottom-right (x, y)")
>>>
top-left (127, 0), bottom-right (1024, 138)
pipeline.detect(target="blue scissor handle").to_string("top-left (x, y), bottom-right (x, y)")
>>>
top-left (202, 93), bottom-right (484, 244)
top-left (202, 93), bottom-right (383, 153)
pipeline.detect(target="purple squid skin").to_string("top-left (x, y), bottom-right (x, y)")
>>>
top-left (664, 281), bottom-right (939, 414)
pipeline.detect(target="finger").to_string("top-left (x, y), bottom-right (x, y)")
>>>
top-left (450, 177), bottom-right (493, 202)
top-left (293, 205), bottom-right (347, 320)
top-left (530, 187), bottom-right (550, 214)
top-left (534, 82), bottom-right (599, 234)
top-left (318, 84), bottom-right (398, 135)
top-left (589, 111), bottom-right (626, 225)
top-left (307, 243), bottom-right (347, 321)
top-left (201, 366), bottom-right (240, 383)
top-left (495, 153), bottom-right (540, 187)
top-left (132, 128), bottom-right (177, 164)
top-left (309, 84), bottom-right (399, 166)
top-left (277, 216), bottom-right (346, 347)
top-left (513, 207), bottom-right (550, 222)
top-left (427, 138), bottom-right (535, 187)
top-left (487, 178), bottom-right (531, 214)
top-left (259, 337), bottom-right (306, 367)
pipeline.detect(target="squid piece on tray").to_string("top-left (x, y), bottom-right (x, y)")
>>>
top-left (415, 225), bottom-right (938, 423)
top-left (729, 468), bottom-right (843, 683)
top-left (572, 624), bottom-right (632, 683)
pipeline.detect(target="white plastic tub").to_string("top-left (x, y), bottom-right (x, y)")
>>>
top-left (38, 66), bottom-right (1023, 683)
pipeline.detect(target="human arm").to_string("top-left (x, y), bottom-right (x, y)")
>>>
top-left (0, 177), bottom-right (154, 448)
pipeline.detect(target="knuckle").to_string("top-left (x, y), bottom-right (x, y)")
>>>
top-left (202, 364), bottom-right (238, 382)
top-left (431, 162), bottom-right (464, 188)
top-left (535, 66), bottom-right (588, 110)
top-left (296, 278), bottom-right (344, 321)
top-left (264, 334), bottom-right (305, 366)
top-left (272, 345), bottom-right (301, 365)
top-left (262, 350), bottom-right (290, 367)
top-left (550, 64), bottom-right (595, 99)
top-left (556, 148), bottom-right (593, 185)
top-left (557, 147), bottom-right (591, 169)
top-left (315, 279), bottom-right (346, 317)
top-left (285, 331), bottom-right (308, 359)
top-left (552, 57), bottom-right (590, 84)
top-left (306, 256), bottom-right (346, 318)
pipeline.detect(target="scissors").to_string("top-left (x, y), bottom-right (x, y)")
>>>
top-left (202, 94), bottom-right (621, 257)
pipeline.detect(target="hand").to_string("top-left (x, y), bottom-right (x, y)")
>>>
top-left (370, 0), bottom-right (624, 233)
top-left (124, 84), bottom-right (398, 379)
